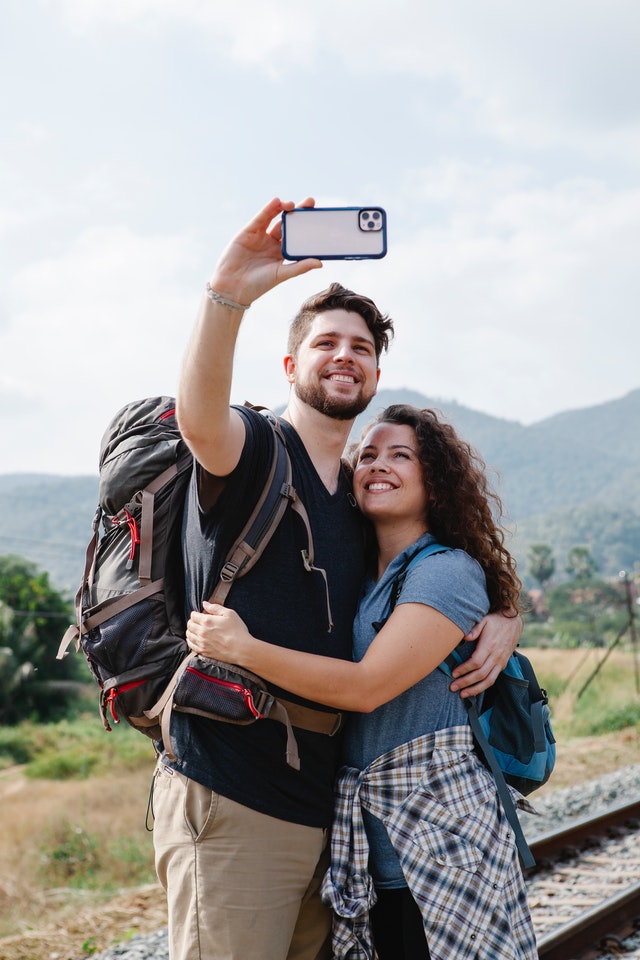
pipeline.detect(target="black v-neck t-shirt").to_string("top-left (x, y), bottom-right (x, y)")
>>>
top-left (172, 407), bottom-right (365, 827)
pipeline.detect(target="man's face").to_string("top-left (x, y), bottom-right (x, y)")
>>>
top-left (284, 310), bottom-right (380, 420)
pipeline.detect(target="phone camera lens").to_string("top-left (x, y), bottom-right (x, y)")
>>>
top-left (360, 210), bottom-right (382, 231)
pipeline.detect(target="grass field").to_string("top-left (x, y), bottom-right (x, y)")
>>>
top-left (0, 646), bottom-right (639, 959)
top-left (523, 646), bottom-right (640, 794)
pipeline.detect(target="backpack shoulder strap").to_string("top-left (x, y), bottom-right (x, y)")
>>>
top-left (265, 411), bottom-right (333, 631)
top-left (209, 407), bottom-right (333, 631)
top-left (388, 542), bottom-right (536, 869)
top-left (208, 411), bottom-right (293, 606)
top-left (461, 686), bottom-right (536, 870)
top-left (440, 653), bottom-right (536, 869)
top-left (388, 543), bottom-right (452, 614)
top-left (372, 543), bottom-right (451, 633)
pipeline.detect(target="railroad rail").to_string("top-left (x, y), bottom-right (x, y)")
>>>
top-left (525, 798), bottom-right (640, 959)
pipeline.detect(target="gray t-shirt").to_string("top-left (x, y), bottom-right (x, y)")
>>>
top-left (342, 532), bottom-right (490, 886)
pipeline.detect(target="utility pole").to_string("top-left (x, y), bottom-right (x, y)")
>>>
top-left (621, 571), bottom-right (640, 695)
top-left (576, 570), bottom-right (639, 699)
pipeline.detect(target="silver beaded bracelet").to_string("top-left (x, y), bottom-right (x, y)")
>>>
top-left (205, 282), bottom-right (250, 312)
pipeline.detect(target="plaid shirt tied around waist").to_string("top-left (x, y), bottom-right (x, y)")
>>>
top-left (321, 725), bottom-right (537, 960)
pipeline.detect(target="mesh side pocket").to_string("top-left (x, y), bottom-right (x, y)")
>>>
top-left (486, 675), bottom-right (533, 763)
top-left (84, 599), bottom-right (154, 683)
top-left (173, 664), bottom-right (266, 723)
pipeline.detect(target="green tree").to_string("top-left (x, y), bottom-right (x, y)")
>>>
top-left (527, 543), bottom-right (556, 590)
top-left (546, 576), bottom-right (624, 647)
top-left (0, 555), bottom-right (86, 724)
top-left (566, 545), bottom-right (598, 580)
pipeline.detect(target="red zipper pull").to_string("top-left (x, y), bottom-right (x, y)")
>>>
top-left (124, 509), bottom-right (140, 569)
top-left (105, 688), bottom-right (120, 725)
top-left (111, 509), bottom-right (141, 570)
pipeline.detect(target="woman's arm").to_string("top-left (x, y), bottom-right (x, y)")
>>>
top-left (186, 600), bottom-right (463, 712)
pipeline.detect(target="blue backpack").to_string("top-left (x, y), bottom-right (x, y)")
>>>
top-left (394, 543), bottom-right (556, 869)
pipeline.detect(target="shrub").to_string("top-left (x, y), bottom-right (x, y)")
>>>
top-left (0, 718), bottom-right (156, 776)
top-left (573, 700), bottom-right (640, 736)
top-left (39, 821), bottom-right (102, 886)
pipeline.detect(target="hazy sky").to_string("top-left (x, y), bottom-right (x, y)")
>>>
top-left (2, 0), bottom-right (639, 475)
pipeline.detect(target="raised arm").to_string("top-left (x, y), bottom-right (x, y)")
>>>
top-left (186, 600), bottom-right (464, 713)
top-left (176, 197), bottom-right (322, 478)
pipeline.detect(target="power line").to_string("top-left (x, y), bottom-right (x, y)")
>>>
top-left (2, 609), bottom-right (71, 619)
top-left (0, 534), bottom-right (85, 552)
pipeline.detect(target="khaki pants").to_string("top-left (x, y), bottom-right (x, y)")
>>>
top-left (152, 762), bottom-right (332, 960)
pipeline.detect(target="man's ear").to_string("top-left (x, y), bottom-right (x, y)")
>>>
top-left (375, 368), bottom-right (381, 385)
top-left (283, 354), bottom-right (296, 384)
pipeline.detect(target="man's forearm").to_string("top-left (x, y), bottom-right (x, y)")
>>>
top-left (176, 291), bottom-right (246, 466)
top-left (175, 197), bottom-right (322, 475)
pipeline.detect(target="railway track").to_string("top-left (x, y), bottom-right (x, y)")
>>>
top-left (525, 798), bottom-right (640, 959)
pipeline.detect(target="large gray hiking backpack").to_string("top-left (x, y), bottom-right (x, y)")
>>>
top-left (58, 397), bottom-right (339, 768)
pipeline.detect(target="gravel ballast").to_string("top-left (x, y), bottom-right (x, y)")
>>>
top-left (83, 762), bottom-right (640, 960)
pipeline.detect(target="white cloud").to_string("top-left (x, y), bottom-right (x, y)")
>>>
top-left (1, 225), bottom-right (201, 473)
top-left (42, 0), bottom-right (640, 152)
top-left (4, 1), bottom-right (640, 476)
top-left (341, 162), bottom-right (640, 423)
top-left (41, 0), bottom-right (315, 68)
top-left (2, 166), bottom-right (639, 473)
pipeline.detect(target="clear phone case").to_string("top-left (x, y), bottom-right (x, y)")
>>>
top-left (281, 207), bottom-right (387, 260)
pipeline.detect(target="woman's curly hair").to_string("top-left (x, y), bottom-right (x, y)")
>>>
top-left (357, 404), bottom-right (521, 614)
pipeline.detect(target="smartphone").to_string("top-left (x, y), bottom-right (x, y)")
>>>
top-left (281, 206), bottom-right (387, 261)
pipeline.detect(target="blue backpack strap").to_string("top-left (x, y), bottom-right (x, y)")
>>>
top-left (388, 542), bottom-right (536, 868)
top-left (389, 542), bottom-right (451, 608)
top-left (464, 692), bottom-right (535, 870)
top-left (420, 561), bottom-right (537, 869)
top-left (441, 648), bottom-right (537, 870)
top-left (373, 543), bottom-right (452, 633)
top-left (404, 542), bottom-right (451, 570)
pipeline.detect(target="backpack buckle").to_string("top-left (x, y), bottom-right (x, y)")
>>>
top-left (220, 561), bottom-right (240, 583)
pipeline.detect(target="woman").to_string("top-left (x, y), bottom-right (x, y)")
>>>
top-left (186, 404), bottom-right (537, 960)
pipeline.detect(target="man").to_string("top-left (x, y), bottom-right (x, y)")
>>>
top-left (152, 197), bottom-right (521, 960)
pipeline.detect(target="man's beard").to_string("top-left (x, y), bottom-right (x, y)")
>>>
top-left (295, 379), bottom-right (375, 420)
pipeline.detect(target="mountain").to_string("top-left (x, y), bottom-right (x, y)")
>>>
top-left (352, 388), bottom-right (640, 522)
top-left (1, 388), bottom-right (639, 592)
top-left (0, 474), bottom-right (99, 594)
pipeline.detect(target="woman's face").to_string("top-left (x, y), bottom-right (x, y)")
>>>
top-left (353, 422), bottom-right (429, 527)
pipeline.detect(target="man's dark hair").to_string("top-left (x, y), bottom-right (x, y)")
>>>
top-left (287, 283), bottom-right (394, 362)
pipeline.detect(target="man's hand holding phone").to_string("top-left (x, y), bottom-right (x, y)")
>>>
top-left (209, 197), bottom-right (323, 311)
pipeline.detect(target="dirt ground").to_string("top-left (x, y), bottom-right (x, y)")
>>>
top-left (2, 724), bottom-right (640, 960)
top-left (0, 883), bottom-right (168, 960)
top-left (2, 641), bottom-right (640, 960)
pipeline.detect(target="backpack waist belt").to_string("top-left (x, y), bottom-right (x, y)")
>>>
top-left (277, 697), bottom-right (343, 736)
